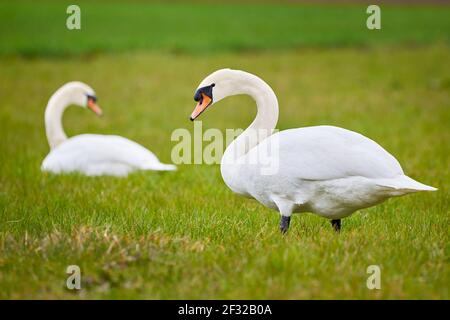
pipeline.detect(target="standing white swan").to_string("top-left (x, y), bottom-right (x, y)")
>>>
top-left (41, 81), bottom-right (176, 176)
top-left (190, 69), bottom-right (436, 233)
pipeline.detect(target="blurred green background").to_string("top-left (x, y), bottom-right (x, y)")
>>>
top-left (1, 1), bottom-right (449, 56)
top-left (0, 1), bottom-right (448, 299)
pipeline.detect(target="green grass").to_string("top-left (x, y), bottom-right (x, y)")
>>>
top-left (0, 1), bottom-right (450, 56)
top-left (0, 0), bottom-right (449, 299)
top-left (0, 43), bottom-right (448, 299)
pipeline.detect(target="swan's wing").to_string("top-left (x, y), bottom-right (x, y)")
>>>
top-left (263, 126), bottom-right (404, 181)
top-left (42, 134), bottom-right (166, 174)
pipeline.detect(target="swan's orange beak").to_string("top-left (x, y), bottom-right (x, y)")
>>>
top-left (87, 97), bottom-right (102, 116)
top-left (190, 93), bottom-right (212, 121)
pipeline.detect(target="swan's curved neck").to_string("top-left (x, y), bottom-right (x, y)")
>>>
top-left (45, 91), bottom-right (70, 149)
top-left (222, 73), bottom-right (279, 163)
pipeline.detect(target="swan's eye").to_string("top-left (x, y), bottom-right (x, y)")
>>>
top-left (193, 84), bottom-right (214, 102)
top-left (86, 94), bottom-right (97, 102)
top-left (194, 90), bottom-right (202, 102)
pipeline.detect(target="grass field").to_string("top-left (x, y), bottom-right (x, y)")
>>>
top-left (0, 1), bottom-right (449, 299)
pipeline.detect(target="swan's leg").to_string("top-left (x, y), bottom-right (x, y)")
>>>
top-left (280, 216), bottom-right (291, 234)
top-left (331, 219), bottom-right (341, 232)
top-left (274, 199), bottom-right (294, 234)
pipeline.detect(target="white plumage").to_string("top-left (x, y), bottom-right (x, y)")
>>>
top-left (42, 134), bottom-right (176, 176)
top-left (41, 82), bottom-right (176, 177)
top-left (191, 69), bottom-right (436, 232)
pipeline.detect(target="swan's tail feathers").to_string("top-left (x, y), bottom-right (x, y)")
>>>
top-left (375, 175), bottom-right (437, 194)
top-left (142, 162), bottom-right (177, 171)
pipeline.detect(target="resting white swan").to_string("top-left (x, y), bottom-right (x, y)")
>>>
top-left (41, 81), bottom-right (176, 176)
top-left (190, 69), bottom-right (436, 233)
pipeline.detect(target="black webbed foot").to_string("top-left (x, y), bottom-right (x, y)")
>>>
top-left (280, 216), bottom-right (291, 234)
top-left (331, 219), bottom-right (341, 232)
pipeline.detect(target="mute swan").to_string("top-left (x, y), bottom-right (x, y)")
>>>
top-left (41, 82), bottom-right (176, 176)
top-left (190, 69), bottom-right (436, 233)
